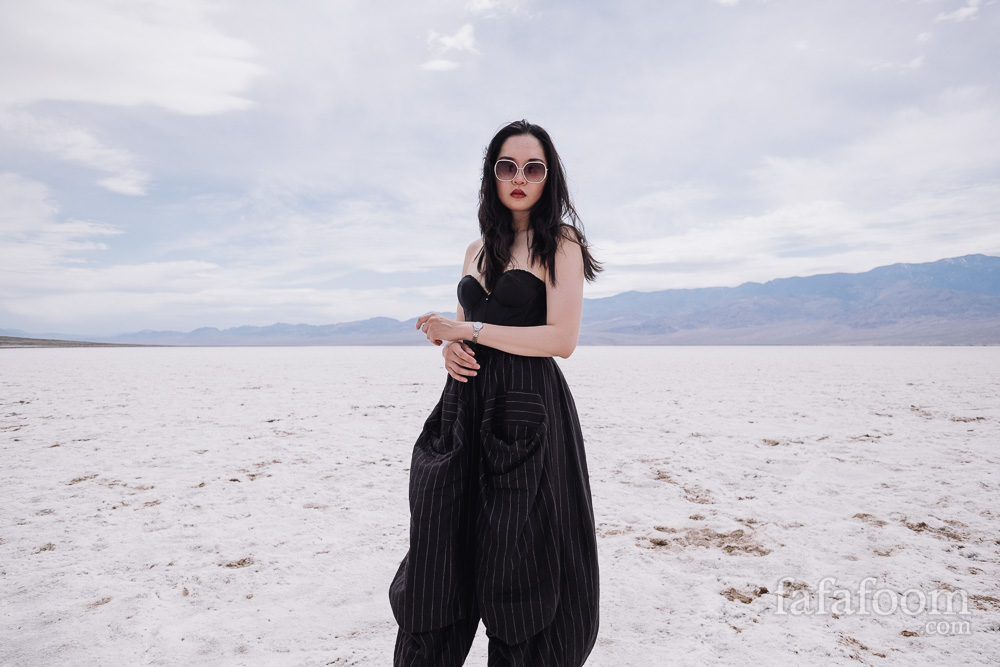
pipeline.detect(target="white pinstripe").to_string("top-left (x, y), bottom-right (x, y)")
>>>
top-left (389, 270), bottom-right (599, 665)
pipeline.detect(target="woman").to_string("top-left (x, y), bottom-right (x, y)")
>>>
top-left (389, 120), bottom-right (601, 666)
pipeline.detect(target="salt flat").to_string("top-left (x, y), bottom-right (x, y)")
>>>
top-left (1, 346), bottom-right (998, 665)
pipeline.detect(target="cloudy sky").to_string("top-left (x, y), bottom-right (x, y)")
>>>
top-left (1, 0), bottom-right (998, 335)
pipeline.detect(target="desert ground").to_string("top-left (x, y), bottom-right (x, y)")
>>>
top-left (1, 346), bottom-right (998, 665)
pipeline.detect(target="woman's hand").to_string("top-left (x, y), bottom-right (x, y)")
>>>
top-left (415, 313), bottom-right (471, 346)
top-left (441, 341), bottom-right (480, 382)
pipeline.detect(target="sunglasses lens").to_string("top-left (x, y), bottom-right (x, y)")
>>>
top-left (495, 160), bottom-right (517, 180)
top-left (524, 163), bottom-right (546, 182)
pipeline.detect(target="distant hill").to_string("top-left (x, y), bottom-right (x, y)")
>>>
top-left (579, 254), bottom-right (1000, 344)
top-left (98, 318), bottom-right (435, 346)
top-left (0, 336), bottom-right (141, 349)
top-left (4, 255), bottom-right (998, 346)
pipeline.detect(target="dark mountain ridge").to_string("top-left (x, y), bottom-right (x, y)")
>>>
top-left (577, 255), bottom-right (1000, 344)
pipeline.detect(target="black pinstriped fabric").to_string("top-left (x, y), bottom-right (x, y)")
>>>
top-left (389, 269), bottom-right (600, 666)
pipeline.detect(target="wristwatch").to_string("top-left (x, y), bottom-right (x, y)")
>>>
top-left (471, 321), bottom-right (484, 344)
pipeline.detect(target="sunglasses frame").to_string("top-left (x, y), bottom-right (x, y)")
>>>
top-left (494, 159), bottom-right (549, 184)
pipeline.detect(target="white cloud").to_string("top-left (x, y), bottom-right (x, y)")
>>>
top-left (619, 202), bottom-right (861, 267)
top-left (422, 23), bottom-right (478, 71)
top-left (0, 0), bottom-right (263, 204)
top-left (466, 0), bottom-right (524, 16)
top-left (467, 0), bottom-right (498, 12)
top-left (582, 86), bottom-right (1000, 297)
top-left (917, 32), bottom-right (932, 43)
top-left (167, 183), bottom-right (473, 278)
top-left (0, 173), bottom-right (122, 276)
top-left (32, 181), bottom-right (479, 331)
top-left (865, 56), bottom-right (924, 73)
top-left (421, 59), bottom-right (461, 71)
top-left (751, 87), bottom-right (1000, 206)
top-left (0, 173), bottom-right (59, 235)
top-left (588, 185), bottom-right (1000, 297)
top-left (1, 0), bottom-right (998, 332)
top-left (710, 0), bottom-right (740, 6)
top-left (610, 185), bottom-right (718, 240)
top-left (0, 0), bottom-right (264, 114)
top-left (0, 177), bottom-right (471, 331)
top-left (1, 280), bottom-right (456, 335)
top-left (935, 0), bottom-right (981, 22)
top-left (0, 111), bottom-right (150, 195)
top-left (428, 24), bottom-right (479, 55)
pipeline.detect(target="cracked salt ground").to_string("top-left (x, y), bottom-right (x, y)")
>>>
top-left (1, 346), bottom-right (999, 665)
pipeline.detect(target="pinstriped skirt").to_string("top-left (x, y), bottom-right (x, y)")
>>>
top-left (389, 345), bottom-right (600, 658)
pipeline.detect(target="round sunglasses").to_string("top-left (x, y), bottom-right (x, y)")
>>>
top-left (494, 159), bottom-right (548, 183)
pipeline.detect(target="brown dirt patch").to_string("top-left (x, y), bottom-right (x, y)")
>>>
top-left (68, 474), bottom-right (98, 485)
top-left (597, 523), bottom-right (635, 537)
top-left (853, 513), bottom-right (888, 527)
top-left (903, 519), bottom-right (965, 542)
top-left (776, 579), bottom-right (809, 595)
top-left (970, 595), bottom-right (1000, 611)
top-left (653, 469), bottom-right (714, 504)
top-left (721, 586), bottom-right (768, 604)
top-left (839, 634), bottom-right (887, 659)
top-left (639, 526), bottom-right (771, 556)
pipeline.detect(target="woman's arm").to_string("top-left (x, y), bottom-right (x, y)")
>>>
top-left (440, 241), bottom-right (482, 382)
top-left (475, 233), bottom-right (584, 358)
top-left (417, 232), bottom-right (584, 359)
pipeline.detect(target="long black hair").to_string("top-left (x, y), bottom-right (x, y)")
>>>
top-left (476, 120), bottom-right (602, 291)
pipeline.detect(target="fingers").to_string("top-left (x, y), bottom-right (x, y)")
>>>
top-left (418, 315), bottom-right (438, 343)
top-left (455, 351), bottom-right (479, 370)
top-left (446, 361), bottom-right (478, 382)
top-left (416, 313), bottom-right (451, 342)
top-left (446, 342), bottom-right (478, 367)
top-left (438, 327), bottom-right (480, 382)
top-left (445, 342), bottom-right (478, 381)
top-left (415, 313), bottom-right (436, 330)
top-left (452, 362), bottom-right (478, 377)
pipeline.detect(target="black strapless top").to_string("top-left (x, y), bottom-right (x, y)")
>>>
top-left (458, 269), bottom-right (546, 328)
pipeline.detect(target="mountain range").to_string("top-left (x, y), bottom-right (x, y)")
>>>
top-left (3, 254), bottom-right (998, 346)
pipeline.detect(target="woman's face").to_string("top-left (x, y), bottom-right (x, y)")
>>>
top-left (494, 134), bottom-right (547, 216)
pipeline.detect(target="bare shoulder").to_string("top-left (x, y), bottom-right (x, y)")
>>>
top-left (558, 223), bottom-right (583, 243)
top-left (463, 237), bottom-right (484, 275)
top-left (543, 225), bottom-right (583, 290)
top-left (555, 225), bottom-right (584, 260)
